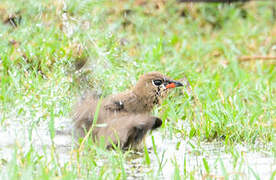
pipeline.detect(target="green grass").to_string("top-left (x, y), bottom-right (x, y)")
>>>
top-left (0, 0), bottom-right (275, 179)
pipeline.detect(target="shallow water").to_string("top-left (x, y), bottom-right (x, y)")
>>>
top-left (0, 117), bottom-right (275, 179)
top-left (144, 131), bottom-right (275, 179)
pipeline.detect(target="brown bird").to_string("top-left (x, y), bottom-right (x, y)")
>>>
top-left (72, 72), bottom-right (183, 149)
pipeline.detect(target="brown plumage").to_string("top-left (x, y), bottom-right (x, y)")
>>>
top-left (97, 114), bottom-right (162, 149)
top-left (72, 72), bottom-right (183, 148)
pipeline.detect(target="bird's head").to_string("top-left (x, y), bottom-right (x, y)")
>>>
top-left (133, 72), bottom-right (183, 103)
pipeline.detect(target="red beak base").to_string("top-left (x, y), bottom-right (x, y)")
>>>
top-left (166, 83), bottom-right (176, 89)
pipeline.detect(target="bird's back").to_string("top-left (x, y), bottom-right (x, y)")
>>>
top-left (72, 89), bottom-right (154, 137)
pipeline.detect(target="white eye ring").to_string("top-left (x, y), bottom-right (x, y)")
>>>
top-left (152, 80), bottom-right (162, 86)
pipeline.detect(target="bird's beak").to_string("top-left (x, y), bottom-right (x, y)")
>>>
top-left (165, 80), bottom-right (184, 89)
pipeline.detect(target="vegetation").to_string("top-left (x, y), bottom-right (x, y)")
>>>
top-left (0, 0), bottom-right (275, 179)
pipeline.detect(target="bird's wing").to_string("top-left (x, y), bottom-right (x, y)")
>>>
top-left (98, 114), bottom-right (162, 149)
top-left (103, 91), bottom-right (136, 112)
top-left (104, 100), bottom-right (124, 112)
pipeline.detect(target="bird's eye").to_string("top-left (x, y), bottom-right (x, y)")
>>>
top-left (153, 80), bottom-right (163, 86)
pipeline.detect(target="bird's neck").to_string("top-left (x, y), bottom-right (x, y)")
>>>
top-left (131, 90), bottom-right (159, 113)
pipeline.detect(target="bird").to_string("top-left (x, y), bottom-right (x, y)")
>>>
top-left (97, 114), bottom-right (163, 149)
top-left (72, 72), bottom-right (183, 149)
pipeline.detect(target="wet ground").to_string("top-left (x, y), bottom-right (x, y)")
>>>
top-left (0, 117), bottom-right (275, 179)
